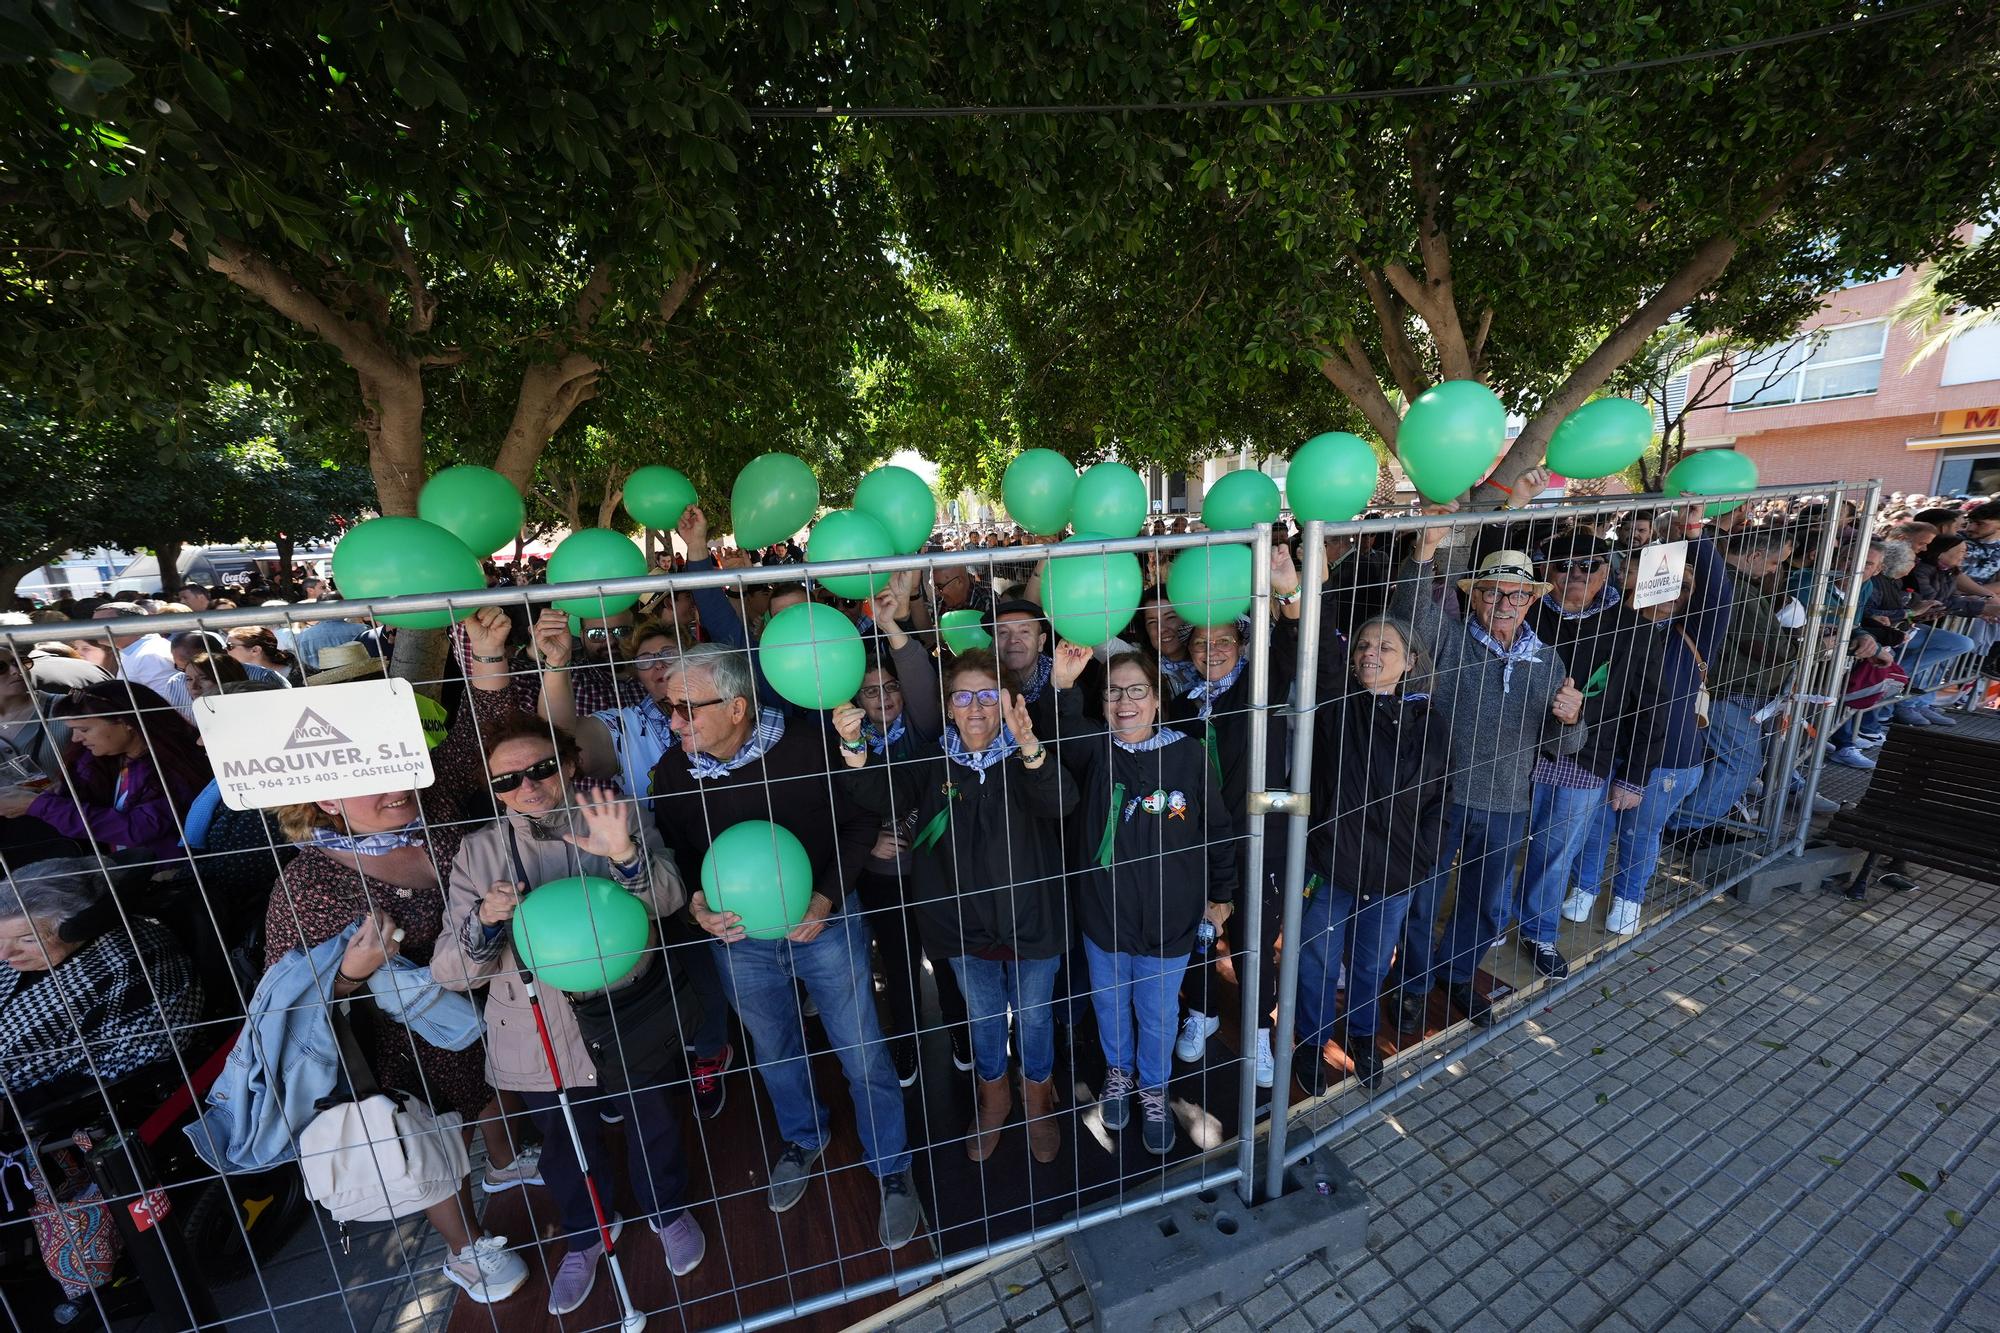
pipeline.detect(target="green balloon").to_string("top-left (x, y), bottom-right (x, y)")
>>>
top-left (1664, 449), bottom-right (1759, 516)
top-left (1287, 432), bottom-right (1379, 524)
top-left (700, 820), bottom-right (816, 941)
top-left (938, 608), bottom-right (992, 654)
top-left (1043, 534), bottom-right (1143, 646)
top-left (806, 509), bottom-right (895, 600)
top-left (1398, 380), bottom-right (1507, 503)
top-left (1166, 544), bottom-right (1254, 627)
top-left (1201, 469), bottom-right (1282, 532)
top-left (546, 528), bottom-right (647, 616)
top-left (418, 465), bottom-right (525, 558)
top-left (853, 465), bottom-right (937, 554)
top-left (758, 602), bottom-right (865, 709)
top-left (1001, 449), bottom-right (1078, 534)
top-left (731, 453), bottom-right (820, 549)
top-left (1070, 462), bottom-right (1148, 539)
top-left (622, 465), bottom-right (698, 529)
top-left (331, 517), bottom-right (484, 630)
top-left (1545, 398), bottom-right (1655, 481)
top-left (513, 875), bottom-right (651, 992)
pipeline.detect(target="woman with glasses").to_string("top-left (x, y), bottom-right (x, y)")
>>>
top-left (1390, 518), bottom-right (1586, 1033)
top-left (1134, 586), bottom-right (1200, 697)
top-left (537, 609), bottom-right (681, 805)
top-left (1053, 644), bottom-right (1233, 1153)
top-left (434, 715), bottom-right (706, 1313)
top-left (1163, 545), bottom-right (1302, 1089)
top-left (261, 607), bottom-right (534, 1306)
top-left (834, 647), bottom-right (1079, 1165)
top-left (846, 586), bottom-right (968, 1085)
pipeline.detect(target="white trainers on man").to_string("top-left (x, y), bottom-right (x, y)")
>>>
top-left (1605, 898), bottom-right (1643, 936)
top-left (1254, 1029), bottom-right (1275, 1089)
top-left (1560, 889), bottom-right (1597, 924)
top-left (1174, 1012), bottom-right (1220, 1063)
top-left (441, 1235), bottom-right (529, 1304)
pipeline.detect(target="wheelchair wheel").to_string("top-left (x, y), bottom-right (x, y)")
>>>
top-left (178, 1167), bottom-right (308, 1284)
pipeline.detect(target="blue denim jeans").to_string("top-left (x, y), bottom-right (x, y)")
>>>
top-left (1082, 938), bottom-right (1188, 1091)
top-left (1516, 779), bottom-right (1607, 946)
top-left (1666, 697), bottom-right (1764, 831)
top-left (1573, 763), bottom-right (1706, 903)
top-left (709, 903), bottom-right (911, 1178)
top-left (1296, 880), bottom-right (1411, 1044)
top-left (1399, 804), bottom-right (1531, 993)
top-left (1902, 626), bottom-right (1978, 705)
top-left (948, 954), bottom-right (1063, 1084)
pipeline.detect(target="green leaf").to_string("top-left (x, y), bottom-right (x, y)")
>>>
top-left (85, 57), bottom-right (134, 89)
top-left (1818, 1155), bottom-right (1842, 1166)
top-left (1594, 1093), bottom-right (1608, 1105)
top-left (1946, 1210), bottom-right (1965, 1227)
top-left (47, 69), bottom-right (97, 113)
top-left (1590, 1046), bottom-right (1604, 1056)
top-left (1898, 1172), bottom-right (1932, 1193)
top-left (182, 56), bottom-right (232, 117)
top-left (1756, 1040), bottom-right (1788, 1051)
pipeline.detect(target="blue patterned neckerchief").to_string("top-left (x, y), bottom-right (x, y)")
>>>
top-left (306, 822), bottom-right (425, 854)
top-left (861, 711), bottom-right (908, 755)
top-left (1159, 656), bottom-right (1203, 696)
top-left (686, 707), bottom-right (787, 780)
top-left (1017, 654), bottom-right (1053, 703)
top-left (1112, 725), bottom-right (1187, 755)
top-left (941, 724), bottom-right (1019, 783)
top-left (1184, 656), bottom-right (1248, 719)
top-left (1465, 616), bottom-right (1546, 694)
top-left (1540, 581), bottom-right (1623, 621)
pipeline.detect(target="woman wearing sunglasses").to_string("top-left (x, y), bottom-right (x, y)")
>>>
top-left (1388, 514), bottom-right (1586, 1033)
top-left (434, 714), bottom-right (706, 1313)
top-left (833, 647), bottom-right (1079, 1165)
top-left (1052, 642), bottom-right (1232, 1153)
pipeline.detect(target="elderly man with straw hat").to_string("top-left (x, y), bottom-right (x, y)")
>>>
top-left (1388, 513), bottom-right (1586, 1032)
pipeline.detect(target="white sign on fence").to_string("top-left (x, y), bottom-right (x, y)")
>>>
top-left (1632, 540), bottom-right (1689, 611)
top-left (195, 678), bottom-right (436, 811)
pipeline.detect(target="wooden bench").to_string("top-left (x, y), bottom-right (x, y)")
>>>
top-left (1821, 726), bottom-right (2000, 898)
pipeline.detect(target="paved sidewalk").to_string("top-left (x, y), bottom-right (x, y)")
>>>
top-left (872, 869), bottom-right (2000, 1333)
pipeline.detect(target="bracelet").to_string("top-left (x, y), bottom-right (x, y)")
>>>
top-left (336, 967), bottom-right (367, 988)
top-left (1020, 746), bottom-right (1045, 764)
top-left (1486, 480), bottom-right (1513, 497)
top-left (471, 653), bottom-right (508, 663)
top-left (1274, 589), bottom-right (1301, 605)
top-left (839, 738), bottom-right (867, 754)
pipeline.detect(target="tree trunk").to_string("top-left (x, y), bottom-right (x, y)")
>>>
top-left (0, 558), bottom-right (47, 609)
top-left (275, 534), bottom-right (297, 584)
top-left (362, 367), bottom-right (429, 517)
top-left (154, 533), bottom-right (185, 596)
top-left (389, 626), bottom-right (452, 701)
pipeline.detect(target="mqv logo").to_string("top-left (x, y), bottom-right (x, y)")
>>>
top-left (285, 709), bottom-right (353, 750)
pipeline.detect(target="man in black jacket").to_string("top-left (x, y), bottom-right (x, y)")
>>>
top-left (650, 643), bottom-right (921, 1250)
top-left (1514, 532), bottom-right (1671, 979)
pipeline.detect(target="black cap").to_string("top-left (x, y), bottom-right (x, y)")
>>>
top-left (992, 598), bottom-right (1044, 622)
top-left (1535, 531), bottom-right (1616, 563)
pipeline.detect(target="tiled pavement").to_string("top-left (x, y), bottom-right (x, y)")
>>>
top-left (869, 865), bottom-right (2000, 1333)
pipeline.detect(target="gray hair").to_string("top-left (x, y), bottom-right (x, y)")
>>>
top-left (1877, 539), bottom-right (1917, 580)
top-left (1350, 615), bottom-right (1434, 696)
top-left (0, 857), bottom-right (110, 927)
top-left (665, 641), bottom-right (756, 705)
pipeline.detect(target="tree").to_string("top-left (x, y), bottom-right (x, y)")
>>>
top-left (3, 1), bottom-right (913, 516)
top-left (881, 1), bottom-right (2000, 498)
top-left (1893, 230), bottom-right (1998, 370)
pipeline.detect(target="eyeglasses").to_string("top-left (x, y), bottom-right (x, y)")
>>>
top-left (1549, 558), bottom-right (1608, 575)
top-left (1474, 587), bottom-right (1536, 605)
top-left (489, 755), bottom-right (562, 794)
top-left (582, 627), bottom-right (633, 642)
top-left (949, 688), bottom-right (1001, 709)
top-left (1102, 684), bottom-right (1156, 703)
top-left (632, 653), bottom-right (676, 671)
top-left (664, 696), bottom-right (725, 721)
top-left (859, 681), bottom-right (903, 702)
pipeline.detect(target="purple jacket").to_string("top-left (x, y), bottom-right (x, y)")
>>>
top-left (29, 751), bottom-right (192, 858)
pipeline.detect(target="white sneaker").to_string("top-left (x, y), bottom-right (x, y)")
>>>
top-left (1174, 1012), bottom-right (1219, 1063)
top-left (480, 1144), bottom-right (543, 1194)
top-left (442, 1235), bottom-right (529, 1305)
top-left (1605, 899), bottom-right (1642, 936)
top-left (1560, 889), bottom-right (1597, 924)
top-left (1254, 1029), bottom-right (1275, 1089)
top-left (1828, 745), bottom-right (1876, 770)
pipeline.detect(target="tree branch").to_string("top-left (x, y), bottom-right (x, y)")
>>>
top-left (572, 262), bottom-right (616, 338)
top-left (197, 235), bottom-right (410, 385)
top-left (1316, 336), bottom-right (1404, 445)
top-left (1469, 307), bottom-right (1494, 373)
top-left (388, 230), bottom-right (437, 336)
top-left (1356, 265), bottom-right (1428, 402)
top-left (1400, 127), bottom-right (1475, 382)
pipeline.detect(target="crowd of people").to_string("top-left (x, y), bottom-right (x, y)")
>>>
top-left (2, 484), bottom-right (1996, 1322)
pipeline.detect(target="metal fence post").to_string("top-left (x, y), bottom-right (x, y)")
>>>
top-left (1789, 481), bottom-right (1882, 850)
top-left (1262, 520), bottom-right (1326, 1203)
top-left (1233, 521), bottom-right (1276, 1207)
top-left (1762, 490), bottom-right (1855, 841)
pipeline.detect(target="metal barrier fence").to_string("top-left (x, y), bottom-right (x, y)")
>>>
top-left (0, 480), bottom-right (1879, 1333)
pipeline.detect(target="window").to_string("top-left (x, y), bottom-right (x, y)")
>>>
top-left (1940, 322), bottom-right (2000, 387)
top-left (1729, 320), bottom-right (1887, 409)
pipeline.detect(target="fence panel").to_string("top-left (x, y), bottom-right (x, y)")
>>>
top-left (0, 481), bottom-right (1880, 1333)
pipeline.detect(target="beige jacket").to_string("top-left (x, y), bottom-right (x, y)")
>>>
top-left (433, 805), bottom-right (685, 1092)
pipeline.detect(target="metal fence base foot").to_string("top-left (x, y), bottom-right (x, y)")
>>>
top-left (1725, 844), bottom-right (1870, 906)
top-left (1067, 1150), bottom-right (1367, 1329)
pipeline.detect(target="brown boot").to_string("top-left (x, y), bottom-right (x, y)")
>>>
top-left (1021, 1074), bottom-right (1062, 1163)
top-left (967, 1075), bottom-right (1012, 1162)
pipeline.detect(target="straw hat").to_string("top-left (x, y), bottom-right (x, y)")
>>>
top-left (305, 640), bottom-right (386, 686)
top-left (1456, 549), bottom-right (1553, 598)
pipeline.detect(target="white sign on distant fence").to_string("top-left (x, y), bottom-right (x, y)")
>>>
top-left (195, 679), bottom-right (435, 810)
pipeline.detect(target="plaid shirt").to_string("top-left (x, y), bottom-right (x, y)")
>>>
top-left (1533, 755), bottom-right (1644, 799)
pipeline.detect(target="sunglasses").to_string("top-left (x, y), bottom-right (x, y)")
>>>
top-left (489, 755), bottom-right (562, 794)
top-left (1102, 684), bottom-right (1156, 703)
top-left (583, 626), bottom-right (634, 642)
top-left (949, 688), bottom-right (1001, 709)
top-left (664, 696), bottom-right (725, 721)
top-left (1549, 558), bottom-right (1608, 575)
